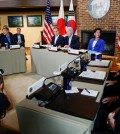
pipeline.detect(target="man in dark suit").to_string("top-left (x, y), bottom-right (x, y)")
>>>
top-left (51, 27), bottom-right (64, 48)
top-left (14, 27), bottom-right (25, 47)
top-left (14, 27), bottom-right (28, 60)
top-left (64, 27), bottom-right (80, 50)
top-left (0, 27), bottom-right (14, 48)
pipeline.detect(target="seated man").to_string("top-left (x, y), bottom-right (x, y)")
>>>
top-left (64, 27), bottom-right (80, 50)
top-left (0, 74), bottom-right (12, 119)
top-left (51, 27), bottom-right (64, 48)
top-left (0, 27), bottom-right (14, 48)
top-left (14, 27), bottom-right (25, 47)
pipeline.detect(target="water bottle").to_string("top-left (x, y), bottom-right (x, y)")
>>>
top-left (5, 43), bottom-right (8, 49)
top-left (80, 61), bottom-right (87, 71)
top-left (63, 77), bottom-right (72, 90)
top-left (91, 53), bottom-right (96, 61)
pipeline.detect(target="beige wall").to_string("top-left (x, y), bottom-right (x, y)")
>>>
top-left (0, 11), bottom-right (68, 47)
top-left (0, 12), bottom-right (46, 47)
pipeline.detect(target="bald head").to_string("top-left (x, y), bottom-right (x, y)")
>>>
top-left (66, 27), bottom-right (73, 37)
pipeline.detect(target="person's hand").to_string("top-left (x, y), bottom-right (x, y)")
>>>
top-left (17, 42), bottom-right (20, 45)
top-left (58, 45), bottom-right (61, 49)
top-left (64, 45), bottom-right (69, 48)
top-left (47, 43), bottom-right (51, 45)
top-left (102, 96), bottom-right (117, 105)
top-left (107, 112), bottom-right (116, 129)
top-left (106, 80), bottom-right (117, 86)
top-left (17, 41), bottom-right (21, 44)
top-left (114, 71), bottom-right (120, 77)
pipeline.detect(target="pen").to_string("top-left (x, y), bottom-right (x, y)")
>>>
top-left (84, 88), bottom-right (90, 93)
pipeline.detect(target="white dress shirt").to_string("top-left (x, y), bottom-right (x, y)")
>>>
top-left (68, 35), bottom-right (73, 46)
top-left (17, 35), bottom-right (21, 43)
top-left (92, 40), bottom-right (97, 50)
top-left (54, 35), bottom-right (59, 45)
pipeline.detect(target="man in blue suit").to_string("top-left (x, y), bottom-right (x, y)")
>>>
top-left (0, 27), bottom-right (14, 48)
top-left (51, 27), bottom-right (64, 48)
top-left (64, 27), bottom-right (80, 50)
top-left (87, 28), bottom-right (105, 53)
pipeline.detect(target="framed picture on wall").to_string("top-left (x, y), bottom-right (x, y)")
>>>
top-left (27, 15), bottom-right (42, 27)
top-left (8, 16), bottom-right (23, 27)
top-left (51, 15), bottom-right (68, 26)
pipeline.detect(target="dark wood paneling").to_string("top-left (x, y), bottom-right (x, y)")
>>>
top-left (0, 0), bottom-right (77, 8)
top-left (0, 7), bottom-right (70, 12)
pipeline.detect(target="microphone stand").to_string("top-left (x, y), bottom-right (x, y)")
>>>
top-left (67, 54), bottom-right (82, 70)
top-left (43, 74), bottom-right (61, 87)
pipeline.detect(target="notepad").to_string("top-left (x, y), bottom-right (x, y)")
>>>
top-left (88, 60), bottom-right (110, 67)
top-left (65, 87), bottom-right (79, 94)
top-left (81, 89), bottom-right (98, 97)
top-left (79, 70), bottom-right (106, 80)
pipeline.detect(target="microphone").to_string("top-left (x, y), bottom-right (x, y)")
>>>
top-left (27, 75), bottom-right (61, 101)
top-left (0, 69), bottom-right (4, 74)
top-left (35, 74), bottom-right (61, 101)
top-left (67, 55), bottom-right (82, 70)
top-left (61, 55), bottom-right (82, 79)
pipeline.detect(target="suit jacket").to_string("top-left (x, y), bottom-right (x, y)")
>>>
top-left (13, 34), bottom-right (25, 47)
top-left (87, 38), bottom-right (105, 53)
top-left (51, 35), bottom-right (64, 47)
top-left (64, 35), bottom-right (80, 50)
top-left (0, 34), bottom-right (15, 48)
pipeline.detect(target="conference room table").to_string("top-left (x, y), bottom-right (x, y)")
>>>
top-left (16, 77), bottom-right (107, 134)
top-left (16, 48), bottom-right (112, 134)
top-left (30, 48), bottom-right (78, 77)
top-left (0, 47), bottom-right (26, 75)
top-left (30, 48), bottom-right (112, 77)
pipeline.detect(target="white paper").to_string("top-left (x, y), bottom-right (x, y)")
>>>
top-left (81, 89), bottom-right (98, 97)
top-left (65, 87), bottom-right (79, 94)
top-left (88, 60), bottom-right (110, 67)
top-left (95, 52), bottom-right (101, 55)
top-left (48, 46), bottom-right (58, 51)
top-left (60, 47), bottom-right (68, 51)
top-left (68, 48), bottom-right (79, 54)
top-left (10, 45), bottom-right (20, 49)
top-left (79, 70), bottom-right (106, 80)
top-left (79, 49), bottom-right (88, 53)
top-left (33, 44), bottom-right (40, 48)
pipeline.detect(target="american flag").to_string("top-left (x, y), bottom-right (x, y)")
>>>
top-left (42, 0), bottom-right (54, 44)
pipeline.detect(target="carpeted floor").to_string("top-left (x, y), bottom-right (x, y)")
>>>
top-left (1, 55), bottom-right (42, 131)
